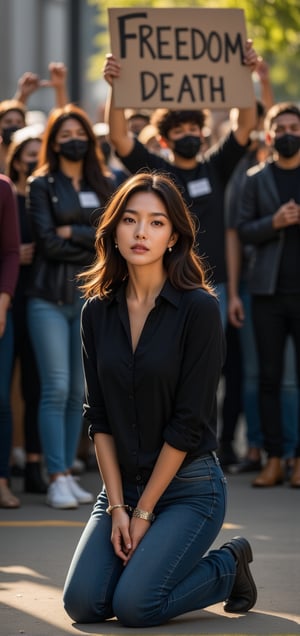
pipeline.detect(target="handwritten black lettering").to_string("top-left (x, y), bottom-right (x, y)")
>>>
top-left (140, 25), bottom-right (156, 58)
top-left (224, 32), bottom-right (243, 63)
top-left (118, 12), bottom-right (147, 58)
top-left (140, 72), bottom-right (226, 104)
top-left (210, 76), bottom-right (225, 101)
top-left (174, 28), bottom-right (189, 60)
top-left (156, 26), bottom-right (172, 59)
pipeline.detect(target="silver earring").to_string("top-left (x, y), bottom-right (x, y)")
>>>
top-left (115, 243), bottom-right (118, 249)
top-left (168, 246), bottom-right (172, 252)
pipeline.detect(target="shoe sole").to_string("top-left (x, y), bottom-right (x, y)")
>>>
top-left (46, 500), bottom-right (78, 509)
top-left (223, 537), bottom-right (257, 613)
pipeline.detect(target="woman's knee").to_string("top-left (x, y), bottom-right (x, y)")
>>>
top-left (113, 585), bottom-right (158, 628)
top-left (63, 584), bottom-right (109, 624)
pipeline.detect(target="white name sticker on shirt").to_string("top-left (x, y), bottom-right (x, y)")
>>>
top-left (187, 178), bottom-right (212, 199)
top-left (78, 191), bottom-right (100, 208)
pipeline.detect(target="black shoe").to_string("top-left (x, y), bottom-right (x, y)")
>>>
top-left (220, 536), bottom-right (257, 613)
top-left (24, 462), bottom-right (48, 494)
top-left (229, 458), bottom-right (262, 474)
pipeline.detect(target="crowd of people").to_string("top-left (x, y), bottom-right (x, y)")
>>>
top-left (0, 40), bottom-right (300, 521)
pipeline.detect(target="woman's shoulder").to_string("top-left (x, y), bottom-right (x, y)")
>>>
top-left (181, 287), bottom-right (219, 309)
top-left (82, 294), bottom-right (112, 317)
top-left (27, 173), bottom-right (49, 191)
top-left (0, 174), bottom-right (16, 198)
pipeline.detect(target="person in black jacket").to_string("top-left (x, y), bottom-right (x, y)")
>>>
top-left (237, 102), bottom-right (300, 487)
top-left (63, 171), bottom-right (257, 627)
top-left (26, 104), bottom-right (114, 509)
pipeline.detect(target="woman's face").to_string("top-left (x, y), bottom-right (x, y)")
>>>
top-left (14, 139), bottom-right (41, 176)
top-left (115, 190), bottom-right (177, 268)
top-left (0, 109), bottom-right (25, 131)
top-left (54, 117), bottom-right (88, 146)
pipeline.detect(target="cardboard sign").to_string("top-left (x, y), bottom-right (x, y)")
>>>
top-left (108, 7), bottom-right (255, 109)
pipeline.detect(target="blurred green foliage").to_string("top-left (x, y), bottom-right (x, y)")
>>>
top-left (87, 0), bottom-right (300, 102)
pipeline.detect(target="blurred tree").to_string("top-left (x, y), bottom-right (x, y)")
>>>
top-left (87, 0), bottom-right (300, 102)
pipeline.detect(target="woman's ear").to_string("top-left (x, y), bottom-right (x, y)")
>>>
top-left (168, 232), bottom-right (179, 249)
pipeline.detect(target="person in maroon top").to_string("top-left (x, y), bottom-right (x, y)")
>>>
top-left (0, 171), bottom-right (20, 507)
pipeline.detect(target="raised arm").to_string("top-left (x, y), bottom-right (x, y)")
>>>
top-left (232, 40), bottom-right (258, 146)
top-left (13, 71), bottom-right (40, 105)
top-left (255, 57), bottom-right (274, 111)
top-left (103, 54), bottom-right (135, 157)
top-left (44, 62), bottom-right (69, 108)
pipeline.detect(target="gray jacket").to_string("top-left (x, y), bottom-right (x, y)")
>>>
top-left (237, 160), bottom-right (284, 295)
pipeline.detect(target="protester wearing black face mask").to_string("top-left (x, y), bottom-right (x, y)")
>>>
top-left (172, 135), bottom-right (202, 159)
top-left (274, 133), bottom-right (300, 159)
top-left (0, 100), bottom-right (26, 173)
top-left (237, 102), bottom-right (300, 488)
top-left (5, 131), bottom-right (49, 495)
top-left (59, 138), bottom-right (89, 162)
top-left (25, 105), bottom-right (115, 510)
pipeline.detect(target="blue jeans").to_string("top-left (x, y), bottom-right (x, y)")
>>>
top-left (27, 296), bottom-right (84, 475)
top-left (0, 310), bottom-right (14, 478)
top-left (63, 454), bottom-right (236, 627)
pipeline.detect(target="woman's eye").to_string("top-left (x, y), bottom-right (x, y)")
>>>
top-left (152, 220), bottom-right (163, 226)
top-left (123, 216), bottom-right (135, 223)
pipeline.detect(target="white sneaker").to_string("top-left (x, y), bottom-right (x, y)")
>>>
top-left (65, 475), bottom-right (94, 504)
top-left (46, 476), bottom-right (78, 509)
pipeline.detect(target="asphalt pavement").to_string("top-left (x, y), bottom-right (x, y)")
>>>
top-left (1, 463), bottom-right (300, 636)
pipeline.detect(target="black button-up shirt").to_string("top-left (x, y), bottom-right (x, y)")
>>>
top-left (82, 280), bottom-right (225, 483)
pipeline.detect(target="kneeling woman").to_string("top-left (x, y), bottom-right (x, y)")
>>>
top-left (63, 172), bottom-right (257, 627)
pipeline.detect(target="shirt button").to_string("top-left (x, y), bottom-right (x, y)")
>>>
top-left (136, 474), bottom-right (142, 481)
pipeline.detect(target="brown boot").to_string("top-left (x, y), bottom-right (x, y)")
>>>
top-left (252, 457), bottom-right (284, 487)
top-left (290, 457), bottom-right (300, 488)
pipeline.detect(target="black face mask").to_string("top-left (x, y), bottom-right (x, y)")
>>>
top-left (274, 134), bottom-right (300, 159)
top-left (2, 126), bottom-right (21, 146)
top-left (59, 139), bottom-right (89, 162)
top-left (25, 160), bottom-right (38, 176)
top-left (173, 135), bottom-right (201, 159)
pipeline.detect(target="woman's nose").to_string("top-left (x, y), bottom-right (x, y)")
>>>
top-left (135, 223), bottom-right (146, 238)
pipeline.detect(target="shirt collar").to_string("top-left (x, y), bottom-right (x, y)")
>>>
top-left (112, 278), bottom-right (182, 308)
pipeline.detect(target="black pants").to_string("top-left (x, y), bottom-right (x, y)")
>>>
top-left (220, 323), bottom-right (243, 444)
top-left (252, 293), bottom-right (300, 457)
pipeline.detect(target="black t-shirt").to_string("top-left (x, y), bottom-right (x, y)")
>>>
top-left (118, 133), bottom-right (247, 284)
top-left (271, 163), bottom-right (300, 294)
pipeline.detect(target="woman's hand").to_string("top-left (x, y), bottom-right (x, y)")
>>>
top-left (110, 509), bottom-right (132, 564)
top-left (103, 54), bottom-right (121, 86)
top-left (0, 293), bottom-right (10, 338)
top-left (56, 225), bottom-right (71, 239)
top-left (20, 242), bottom-right (35, 265)
top-left (125, 516), bottom-right (151, 562)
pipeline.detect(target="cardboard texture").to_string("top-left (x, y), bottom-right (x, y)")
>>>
top-left (108, 7), bottom-right (255, 109)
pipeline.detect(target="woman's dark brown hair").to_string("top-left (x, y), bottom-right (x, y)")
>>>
top-left (35, 103), bottom-right (113, 202)
top-left (78, 171), bottom-right (215, 298)
top-left (6, 133), bottom-right (42, 183)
